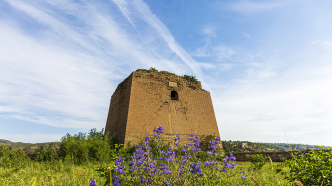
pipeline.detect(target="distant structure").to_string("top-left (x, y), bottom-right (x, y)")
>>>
top-left (240, 143), bottom-right (247, 149)
top-left (105, 69), bottom-right (220, 146)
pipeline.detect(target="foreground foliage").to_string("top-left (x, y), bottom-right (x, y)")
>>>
top-left (0, 153), bottom-right (291, 185)
top-left (282, 147), bottom-right (332, 186)
top-left (249, 154), bottom-right (269, 171)
top-left (0, 126), bottom-right (330, 185)
top-left (94, 126), bottom-right (293, 186)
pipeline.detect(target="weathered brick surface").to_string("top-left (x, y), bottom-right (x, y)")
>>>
top-left (105, 70), bottom-right (220, 146)
top-left (105, 74), bottom-right (133, 144)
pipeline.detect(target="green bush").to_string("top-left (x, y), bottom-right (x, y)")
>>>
top-left (283, 147), bottom-right (332, 185)
top-left (137, 67), bottom-right (159, 73)
top-left (250, 154), bottom-right (268, 170)
top-left (0, 145), bottom-right (30, 168)
top-left (148, 67), bottom-right (158, 72)
top-left (182, 74), bottom-right (197, 81)
top-left (200, 134), bottom-right (217, 151)
top-left (58, 128), bottom-right (119, 165)
top-left (149, 137), bottom-right (172, 157)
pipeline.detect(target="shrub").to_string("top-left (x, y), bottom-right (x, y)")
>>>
top-left (283, 147), bottom-right (332, 185)
top-left (58, 128), bottom-right (119, 165)
top-left (136, 67), bottom-right (159, 73)
top-left (182, 74), bottom-right (197, 82)
top-left (58, 132), bottom-right (90, 164)
top-left (0, 145), bottom-right (30, 168)
top-left (250, 154), bottom-right (268, 170)
top-left (148, 67), bottom-right (158, 73)
top-left (200, 134), bottom-right (218, 151)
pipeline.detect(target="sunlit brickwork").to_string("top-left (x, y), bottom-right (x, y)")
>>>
top-left (105, 70), bottom-right (220, 146)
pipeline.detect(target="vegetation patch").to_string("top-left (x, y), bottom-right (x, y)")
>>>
top-left (136, 67), bottom-right (198, 82)
top-left (1, 127), bottom-right (331, 185)
top-left (282, 148), bottom-right (332, 185)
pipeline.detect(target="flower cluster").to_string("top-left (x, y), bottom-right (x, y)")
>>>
top-left (207, 137), bottom-right (221, 155)
top-left (203, 137), bottom-right (222, 172)
top-left (174, 134), bottom-right (181, 147)
top-left (90, 177), bottom-right (96, 186)
top-left (129, 143), bottom-right (154, 173)
top-left (190, 162), bottom-right (204, 177)
top-left (239, 168), bottom-right (247, 179)
top-left (160, 146), bottom-right (176, 162)
top-left (114, 153), bottom-right (126, 174)
top-left (111, 153), bottom-right (127, 186)
top-left (113, 128), bottom-right (160, 185)
top-left (153, 126), bottom-right (164, 138)
top-left (189, 134), bottom-right (200, 153)
top-left (221, 152), bottom-right (237, 171)
top-left (109, 126), bottom-right (240, 186)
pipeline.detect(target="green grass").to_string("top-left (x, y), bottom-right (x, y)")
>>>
top-left (0, 159), bottom-right (294, 185)
top-left (0, 160), bottom-right (103, 185)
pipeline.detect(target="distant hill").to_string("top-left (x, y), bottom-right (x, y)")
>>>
top-left (222, 140), bottom-right (331, 153)
top-left (1, 138), bottom-right (331, 154)
top-left (263, 143), bottom-right (331, 151)
top-left (0, 139), bottom-right (15, 146)
top-left (0, 139), bottom-right (60, 153)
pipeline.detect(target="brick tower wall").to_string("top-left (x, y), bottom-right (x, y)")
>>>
top-left (105, 70), bottom-right (220, 146)
top-left (105, 73), bottom-right (133, 144)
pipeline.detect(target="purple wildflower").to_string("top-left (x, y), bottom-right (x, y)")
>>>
top-left (90, 177), bottom-right (96, 186)
top-left (112, 179), bottom-right (120, 186)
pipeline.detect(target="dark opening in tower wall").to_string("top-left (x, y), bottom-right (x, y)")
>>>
top-left (171, 90), bottom-right (178, 100)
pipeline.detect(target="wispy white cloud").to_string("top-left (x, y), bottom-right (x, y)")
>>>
top-left (192, 43), bottom-right (238, 62)
top-left (229, 1), bottom-right (283, 12)
top-left (212, 45), bottom-right (237, 62)
top-left (0, 22), bottom-right (113, 128)
top-left (209, 48), bottom-right (332, 146)
top-left (3, 0), bottom-right (94, 51)
top-left (192, 26), bottom-right (238, 62)
top-left (215, 74), bottom-right (332, 145)
top-left (242, 32), bottom-right (251, 39)
top-left (245, 66), bottom-right (276, 79)
top-left (0, 0), bottom-right (178, 131)
top-left (0, 0), bottom-right (213, 134)
top-left (312, 38), bottom-right (332, 50)
top-left (201, 26), bottom-right (217, 38)
top-left (112, 0), bottom-right (135, 26)
top-left (191, 46), bottom-right (209, 57)
top-left (131, 0), bottom-right (202, 73)
top-left (112, 0), bottom-right (213, 91)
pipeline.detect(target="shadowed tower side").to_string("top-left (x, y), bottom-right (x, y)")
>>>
top-left (105, 74), bottom-right (133, 144)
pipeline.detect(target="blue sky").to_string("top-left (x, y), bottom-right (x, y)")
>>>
top-left (1, 0), bottom-right (332, 146)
